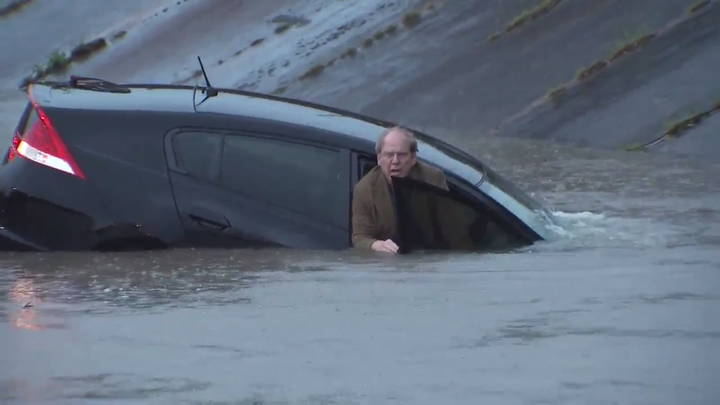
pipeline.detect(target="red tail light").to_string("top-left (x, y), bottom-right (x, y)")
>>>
top-left (7, 134), bottom-right (20, 163)
top-left (15, 106), bottom-right (85, 180)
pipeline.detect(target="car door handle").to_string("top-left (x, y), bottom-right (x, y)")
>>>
top-left (187, 209), bottom-right (230, 230)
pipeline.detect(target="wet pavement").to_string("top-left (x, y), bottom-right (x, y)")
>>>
top-left (1, 0), bottom-right (720, 403)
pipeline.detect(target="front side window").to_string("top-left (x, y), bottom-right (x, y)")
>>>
top-left (221, 135), bottom-right (345, 226)
top-left (392, 177), bottom-right (527, 253)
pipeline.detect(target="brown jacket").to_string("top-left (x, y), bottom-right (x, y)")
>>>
top-left (351, 162), bottom-right (449, 251)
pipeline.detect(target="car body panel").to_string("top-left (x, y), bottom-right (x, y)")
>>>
top-left (0, 80), bottom-right (558, 252)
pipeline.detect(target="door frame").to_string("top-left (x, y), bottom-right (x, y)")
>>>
top-left (165, 126), bottom-right (354, 248)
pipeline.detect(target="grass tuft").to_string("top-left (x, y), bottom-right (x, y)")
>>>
top-left (401, 11), bottom-right (422, 28)
top-left (575, 60), bottom-right (608, 81)
top-left (486, 32), bottom-right (501, 42)
top-left (70, 38), bottom-right (108, 62)
top-left (686, 0), bottom-right (711, 13)
top-left (363, 38), bottom-right (374, 48)
top-left (271, 86), bottom-right (287, 95)
top-left (0, 0), bottom-right (33, 18)
top-left (505, 0), bottom-right (562, 33)
top-left (299, 64), bottom-right (325, 80)
top-left (112, 30), bottom-right (127, 41)
top-left (274, 24), bottom-right (291, 34)
top-left (384, 24), bottom-right (398, 35)
top-left (250, 37), bottom-right (265, 47)
top-left (607, 34), bottom-right (655, 62)
top-left (341, 47), bottom-right (358, 58)
top-left (546, 86), bottom-right (566, 103)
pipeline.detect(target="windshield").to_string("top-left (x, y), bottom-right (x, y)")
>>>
top-left (413, 132), bottom-right (486, 186)
top-left (413, 131), bottom-right (557, 240)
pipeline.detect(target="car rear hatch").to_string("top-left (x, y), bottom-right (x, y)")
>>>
top-left (0, 91), bottom-right (94, 251)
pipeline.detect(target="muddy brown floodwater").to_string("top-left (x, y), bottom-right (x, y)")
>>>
top-left (1, 0), bottom-right (720, 404)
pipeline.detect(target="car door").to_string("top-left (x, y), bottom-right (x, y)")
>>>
top-left (166, 128), bottom-right (351, 249)
top-left (390, 176), bottom-right (529, 254)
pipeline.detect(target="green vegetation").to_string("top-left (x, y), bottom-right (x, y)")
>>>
top-left (374, 31), bottom-right (386, 41)
top-left (505, 0), bottom-right (563, 33)
top-left (341, 47), bottom-right (358, 58)
top-left (686, 0), bottom-right (711, 13)
top-left (274, 23), bottom-right (291, 34)
top-left (574, 31), bottom-right (656, 82)
top-left (546, 86), bottom-right (566, 103)
top-left (384, 24), bottom-right (398, 35)
top-left (271, 85), bottom-right (287, 95)
top-left (401, 11), bottom-right (422, 28)
top-left (250, 37), bottom-right (265, 47)
top-left (486, 0), bottom-right (563, 42)
top-left (0, 0), bottom-right (33, 18)
top-left (112, 30), bottom-right (127, 41)
top-left (299, 64), bottom-right (325, 80)
top-left (574, 60), bottom-right (608, 81)
top-left (486, 32), bottom-right (501, 42)
top-left (70, 37), bottom-right (108, 62)
top-left (665, 105), bottom-right (719, 137)
top-left (363, 38), bottom-right (374, 48)
top-left (607, 33), bottom-right (655, 62)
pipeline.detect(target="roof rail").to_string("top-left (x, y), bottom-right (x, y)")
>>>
top-left (38, 75), bottom-right (131, 94)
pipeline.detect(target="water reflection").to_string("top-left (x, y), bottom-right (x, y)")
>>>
top-left (7, 276), bottom-right (42, 331)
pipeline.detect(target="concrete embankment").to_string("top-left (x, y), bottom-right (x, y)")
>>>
top-left (1, 0), bottom-right (717, 163)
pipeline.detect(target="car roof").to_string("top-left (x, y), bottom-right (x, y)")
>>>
top-left (29, 81), bottom-right (487, 186)
top-left (29, 82), bottom-right (389, 143)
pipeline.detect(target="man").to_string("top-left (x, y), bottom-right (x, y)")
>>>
top-left (351, 126), bottom-right (449, 253)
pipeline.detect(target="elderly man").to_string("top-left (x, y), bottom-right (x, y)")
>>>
top-left (351, 126), bottom-right (449, 253)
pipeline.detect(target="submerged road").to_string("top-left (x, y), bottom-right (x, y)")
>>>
top-left (1, 0), bottom-right (719, 403)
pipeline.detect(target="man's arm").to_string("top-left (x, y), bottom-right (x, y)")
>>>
top-left (351, 183), bottom-right (377, 251)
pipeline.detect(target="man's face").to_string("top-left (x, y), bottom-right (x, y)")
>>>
top-left (377, 130), bottom-right (416, 180)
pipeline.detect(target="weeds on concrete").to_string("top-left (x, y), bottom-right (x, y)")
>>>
top-left (575, 31), bottom-right (656, 81)
top-left (363, 38), bottom-right (374, 48)
top-left (275, 24), bottom-right (291, 34)
top-left (341, 47), bottom-right (358, 58)
top-left (546, 86), bottom-right (566, 103)
top-left (574, 60), bottom-right (608, 81)
top-left (665, 103), bottom-right (720, 138)
top-left (112, 30), bottom-right (127, 41)
top-left (384, 24), bottom-right (398, 35)
top-left (0, 0), bottom-right (33, 18)
top-left (486, 32), bottom-right (501, 42)
top-left (299, 64), bottom-right (325, 81)
top-left (607, 33), bottom-right (655, 62)
top-left (686, 0), bottom-right (711, 13)
top-left (250, 38), bottom-right (265, 47)
top-left (70, 38), bottom-right (108, 62)
top-left (374, 31), bottom-right (386, 41)
top-left (271, 85), bottom-right (287, 95)
top-left (401, 11), bottom-right (422, 28)
top-left (505, 0), bottom-right (563, 33)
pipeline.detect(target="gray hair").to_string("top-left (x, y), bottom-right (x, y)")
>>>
top-left (375, 126), bottom-right (419, 154)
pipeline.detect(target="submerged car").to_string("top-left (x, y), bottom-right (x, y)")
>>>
top-left (0, 64), bottom-right (557, 253)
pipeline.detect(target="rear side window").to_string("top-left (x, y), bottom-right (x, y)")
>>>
top-left (172, 131), bottom-right (223, 182)
top-left (221, 135), bottom-right (345, 226)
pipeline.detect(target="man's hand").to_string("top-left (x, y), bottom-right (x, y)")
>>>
top-left (371, 239), bottom-right (399, 254)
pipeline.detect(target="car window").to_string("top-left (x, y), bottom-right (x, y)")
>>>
top-left (172, 131), bottom-right (223, 182)
top-left (221, 135), bottom-right (345, 226)
top-left (392, 177), bottom-right (526, 253)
